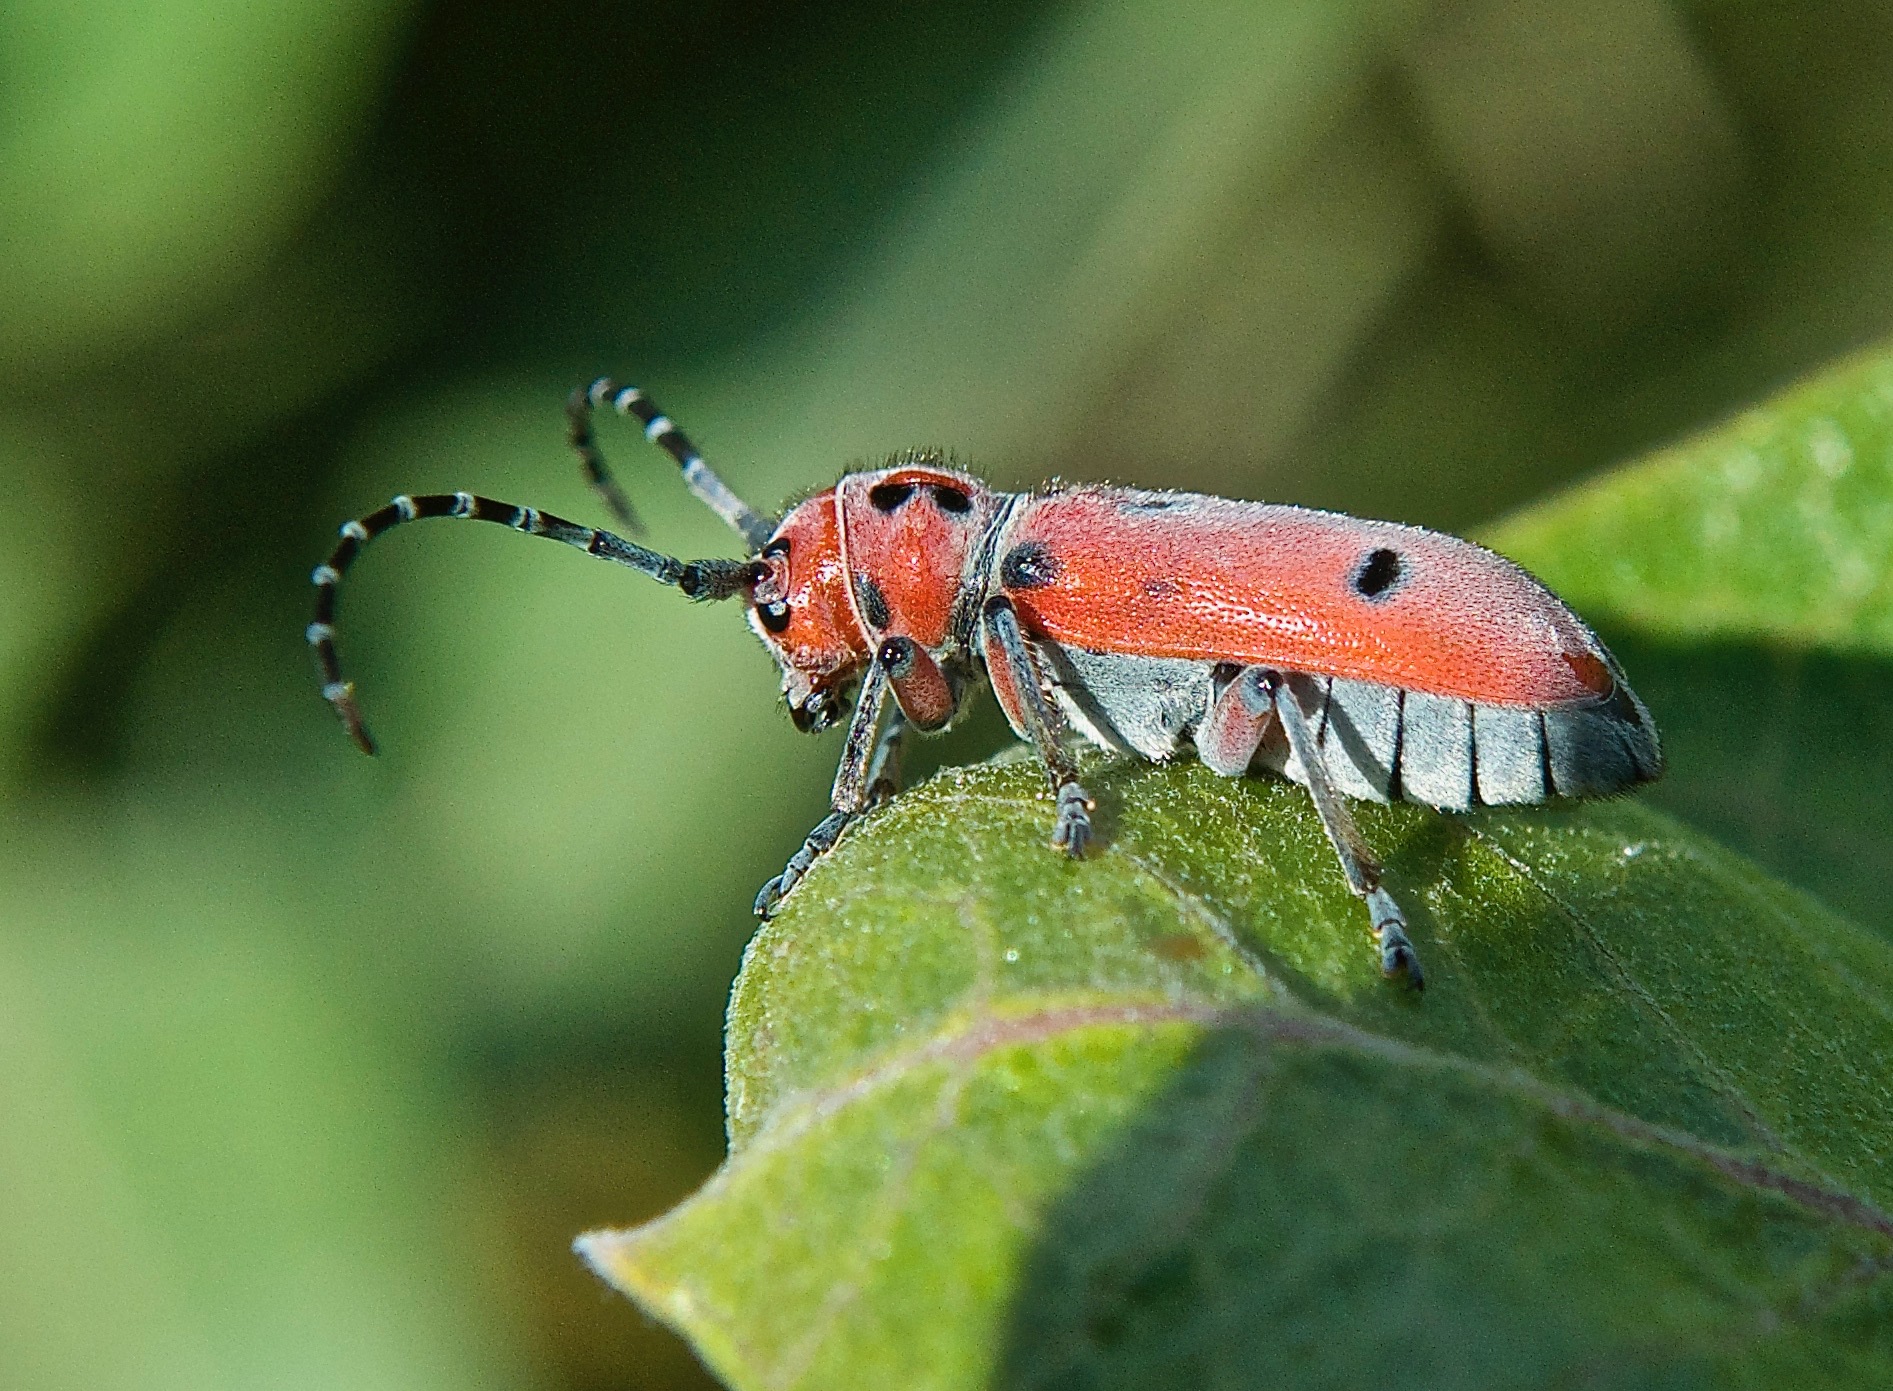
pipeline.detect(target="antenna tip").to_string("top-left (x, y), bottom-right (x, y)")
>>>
top-left (323, 681), bottom-right (379, 756)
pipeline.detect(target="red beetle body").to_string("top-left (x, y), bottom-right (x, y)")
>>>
top-left (310, 384), bottom-right (1661, 990)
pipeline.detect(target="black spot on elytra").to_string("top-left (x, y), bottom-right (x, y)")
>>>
top-left (868, 481), bottom-right (915, 511)
top-left (1001, 540), bottom-right (1061, 590)
top-left (855, 573), bottom-right (891, 629)
top-left (930, 484), bottom-right (972, 514)
top-left (1142, 577), bottom-right (1181, 599)
top-left (1353, 547), bottom-right (1403, 600)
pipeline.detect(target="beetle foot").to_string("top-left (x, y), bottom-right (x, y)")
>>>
top-left (1051, 782), bottom-right (1094, 858)
top-left (753, 872), bottom-right (790, 919)
top-left (1366, 887), bottom-right (1424, 991)
top-left (754, 809), bottom-right (854, 918)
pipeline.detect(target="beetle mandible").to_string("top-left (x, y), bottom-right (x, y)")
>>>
top-left (308, 381), bottom-right (1662, 989)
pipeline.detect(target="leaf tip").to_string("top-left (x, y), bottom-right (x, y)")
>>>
top-left (576, 1225), bottom-right (695, 1316)
top-left (571, 1228), bottom-right (621, 1284)
top-left (573, 1226), bottom-right (659, 1305)
top-left (577, 1226), bottom-right (748, 1384)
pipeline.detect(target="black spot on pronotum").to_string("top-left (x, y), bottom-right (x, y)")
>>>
top-left (1000, 540), bottom-right (1061, 590)
top-left (855, 573), bottom-right (892, 630)
top-left (758, 601), bottom-right (792, 633)
top-left (930, 484), bottom-right (972, 514)
top-left (868, 481), bottom-right (915, 511)
top-left (1352, 547), bottom-right (1403, 600)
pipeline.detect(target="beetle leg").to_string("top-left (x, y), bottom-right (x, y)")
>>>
top-left (755, 638), bottom-right (911, 917)
top-left (981, 597), bottom-right (1094, 857)
top-left (1259, 668), bottom-right (1424, 990)
top-left (885, 641), bottom-right (959, 732)
top-left (1197, 662), bottom-right (1277, 776)
top-left (865, 710), bottom-right (909, 807)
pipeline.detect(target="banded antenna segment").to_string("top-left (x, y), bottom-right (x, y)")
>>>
top-left (567, 379), bottom-right (775, 550)
top-left (308, 491), bottom-right (759, 754)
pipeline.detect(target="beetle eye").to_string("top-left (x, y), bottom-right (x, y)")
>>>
top-left (758, 601), bottom-right (792, 633)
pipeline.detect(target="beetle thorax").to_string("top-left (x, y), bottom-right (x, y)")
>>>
top-left (748, 459), bottom-right (1005, 730)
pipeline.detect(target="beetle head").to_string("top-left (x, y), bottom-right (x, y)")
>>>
top-left (746, 460), bottom-right (1001, 732)
top-left (746, 489), bottom-right (871, 731)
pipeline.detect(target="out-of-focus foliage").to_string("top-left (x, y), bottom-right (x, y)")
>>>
top-left (581, 345), bottom-right (1893, 1388)
top-left (1494, 348), bottom-right (1893, 656)
top-left (6, 0), bottom-right (1893, 1388)
top-left (1492, 347), bottom-right (1893, 935)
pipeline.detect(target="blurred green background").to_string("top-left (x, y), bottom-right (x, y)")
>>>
top-left (5, 1), bottom-right (1893, 1387)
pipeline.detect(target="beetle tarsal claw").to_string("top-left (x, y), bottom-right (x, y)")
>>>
top-left (1052, 783), bottom-right (1093, 858)
top-left (753, 875), bottom-right (787, 919)
top-left (755, 808), bottom-right (854, 918)
top-left (1366, 887), bottom-right (1424, 990)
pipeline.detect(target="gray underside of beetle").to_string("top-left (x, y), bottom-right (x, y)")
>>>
top-left (1031, 644), bottom-right (1661, 813)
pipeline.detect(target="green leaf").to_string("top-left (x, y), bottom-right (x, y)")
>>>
top-left (1488, 346), bottom-right (1893, 935)
top-left (581, 758), bottom-right (1893, 1389)
top-left (1557, 632), bottom-right (1893, 943)
top-left (580, 346), bottom-right (1893, 1386)
top-left (1488, 345), bottom-right (1893, 657)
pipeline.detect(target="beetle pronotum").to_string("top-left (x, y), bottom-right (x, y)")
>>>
top-left (309, 382), bottom-right (1661, 989)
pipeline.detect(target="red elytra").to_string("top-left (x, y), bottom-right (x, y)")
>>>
top-left (998, 488), bottom-right (1615, 706)
top-left (309, 383), bottom-right (1662, 990)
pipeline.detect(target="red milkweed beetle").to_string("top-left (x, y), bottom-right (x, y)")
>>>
top-left (309, 381), bottom-right (1662, 989)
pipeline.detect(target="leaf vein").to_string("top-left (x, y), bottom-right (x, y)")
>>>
top-left (1461, 823), bottom-right (1793, 1157)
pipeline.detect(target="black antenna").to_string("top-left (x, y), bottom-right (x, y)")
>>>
top-left (308, 491), bottom-right (759, 754)
top-left (566, 380), bottom-right (775, 550)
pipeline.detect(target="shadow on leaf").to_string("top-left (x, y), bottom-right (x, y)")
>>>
top-left (1608, 630), bottom-right (1893, 944)
top-left (996, 1019), bottom-right (1893, 1390)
